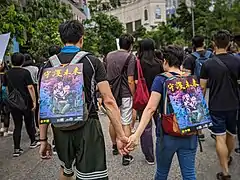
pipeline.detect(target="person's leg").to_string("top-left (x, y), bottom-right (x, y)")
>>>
top-left (235, 111), bottom-right (240, 153)
top-left (109, 122), bottom-right (118, 155)
top-left (11, 109), bottom-right (23, 149)
top-left (121, 98), bottom-right (134, 166)
top-left (155, 135), bottom-right (177, 180)
top-left (225, 110), bottom-right (237, 162)
top-left (75, 118), bottom-right (108, 180)
top-left (139, 110), bottom-right (154, 164)
top-left (131, 109), bottom-right (137, 132)
top-left (210, 111), bottom-right (230, 178)
top-left (52, 126), bottom-right (75, 180)
top-left (23, 109), bottom-right (36, 145)
top-left (177, 136), bottom-right (197, 180)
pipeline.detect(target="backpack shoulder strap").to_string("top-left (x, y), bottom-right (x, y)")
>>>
top-left (49, 55), bottom-right (61, 67)
top-left (160, 72), bottom-right (174, 79)
top-left (192, 52), bottom-right (200, 59)
top-left (204, 50), bottom-right (212, 58)
top-left (70, 51), bottom-right (92, 65)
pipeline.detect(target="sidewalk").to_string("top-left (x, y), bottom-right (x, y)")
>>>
top-left (0, 114), bottom-right (240, 180)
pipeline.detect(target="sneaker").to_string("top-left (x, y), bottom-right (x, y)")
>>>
top-left (198, 134), bottom-right (205, 141)
top-left (13, 149), bottom-right (24, 157)
top-left (3, 131), bottom-right (13, 136)
top-left (216, 172), bottom-right (231, 180)
top-left (0, 127), bottom-right (4, 132)
top-left (112, 144), bottom-right (119, 156)
top-left (146, 159), bottom-right (155, 165)
top-left (122, 155), bottom-right (134, 166)
top-left (7, 131), bottom-right (13, 135)
top-left (228, 156), bottom-right (233, 166)
top-left (235, 148), bottom-right (240, 154)
top-left (30, 141), bottom-right (41, 149)
top-left (52, 146), bottom-right (57, 155)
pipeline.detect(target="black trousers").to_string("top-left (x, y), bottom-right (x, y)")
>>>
top-left (0, 102), bottom-right (10, 128)
top-left (11, 108), bottom-right (36, 149)
top-left (237, 111), bottom-right (240, 147)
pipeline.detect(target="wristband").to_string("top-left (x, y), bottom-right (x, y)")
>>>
top-left (39, 138), bottom-right (48, 142)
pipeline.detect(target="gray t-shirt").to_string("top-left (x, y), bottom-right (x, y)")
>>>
top-left (106, 50), bottom-right (136, 98)
top-left (23, 65), bottom-right (39, 84)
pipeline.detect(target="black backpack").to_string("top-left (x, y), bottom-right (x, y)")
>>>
top-left (6, 74), bottom-right (27, 111)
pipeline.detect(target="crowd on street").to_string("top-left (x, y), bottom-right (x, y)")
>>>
top-left (0, 20), bottom-right (240, 180)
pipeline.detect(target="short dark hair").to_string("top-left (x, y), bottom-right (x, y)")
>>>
top-left (213, 30), bottom-right (231, 49)
top-left (59, 20), bottom-right (84, 44)
top-left (49, 45), bottom-right (61, 56)
top-left (23, 53), bottom-right (34, 66)
top-left (155, 49), bottom-right (163, 60)
top-left (119, 33), bottom-right (134, 50)
top-left (192, 35), bottom-right (204, 49)
top-left (162, 45), bottom-right (184, 68)
top-left (234, 34), bottom-right (240, 47)
top-left (11, 52), bottom-right (25, 66)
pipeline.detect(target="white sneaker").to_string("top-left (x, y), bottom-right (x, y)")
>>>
top-left (0, 128), bottom-right (5, 132)
top-left (7, 131), bottom-right (13, 135)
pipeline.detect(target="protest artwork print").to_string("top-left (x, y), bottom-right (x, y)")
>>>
top-left (166, 76), bottom-right (212, 133)
top-left (40, 64), bottom-right (84, 124)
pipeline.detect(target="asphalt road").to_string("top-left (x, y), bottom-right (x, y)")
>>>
top-left (0, 113), bottom-right (240, 180)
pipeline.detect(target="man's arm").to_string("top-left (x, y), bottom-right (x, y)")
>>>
top-left (199, 62), bottom-right (209, 96)
top-left (128, 76), bottom-right (135, 96)
top-left (98, 81), bottom-right (125, 138)
top-left (200, 79), bottom-right (208, 96)
top-left (127, 56), bottom-right (136, 96)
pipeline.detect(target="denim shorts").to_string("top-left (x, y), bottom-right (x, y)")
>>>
top-left (209, 110), bottom-right (237, 136)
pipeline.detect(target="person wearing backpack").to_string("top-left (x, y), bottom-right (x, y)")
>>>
top-left (38, 20), bottom-right (128, 180)
top-left (127, 46), bottom-right (204, 180)
top-left (106, 34), bottom-right (136, 166)
top-left (200, 30), bottom-right (240, 180)
top-left (183, 35), bottom-right (213, 141)
top-left (134, 39), bottom-right (164, 165)
top-left (3, 53), bottom-right (39, 157)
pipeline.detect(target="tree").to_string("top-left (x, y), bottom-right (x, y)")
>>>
top-left (83, 12), bottom-right (124, 56)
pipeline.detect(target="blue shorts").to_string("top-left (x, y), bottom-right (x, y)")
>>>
top-left (209, 110), bottom-right (237, 136)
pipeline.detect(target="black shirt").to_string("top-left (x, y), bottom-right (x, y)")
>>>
top-left (200, 53), bottom-right (240, 111)
top-left (41, 52), bottom-right (107, 116)
top-left (135, 59), bottom-right (164, 92)
top-left (183, 50), bottom-right (214, 75)
top-left (3, 68), bottom-right (34, 108)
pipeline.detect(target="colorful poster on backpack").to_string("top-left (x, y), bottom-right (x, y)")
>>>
top-left (40, 64), bottom-right (84, 124)
top-left (165, 76), bottom-right (212, 133)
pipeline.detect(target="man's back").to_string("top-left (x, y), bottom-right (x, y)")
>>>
top-left (201, 53), bottom-right (240, 111)
top-left (106, 50), bottom-right (135, 98)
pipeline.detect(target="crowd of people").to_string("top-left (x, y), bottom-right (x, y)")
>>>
top-left (0, 20), bottom-right (240, 180)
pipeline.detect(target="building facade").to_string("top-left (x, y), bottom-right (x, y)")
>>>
top-left (106, 0), bottom-right (166, 33)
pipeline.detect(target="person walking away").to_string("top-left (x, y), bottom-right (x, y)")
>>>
top-left (0, 63), bottom-right (12, 136)
top-left (135, 38), bottom-right (164, 165)
top-left (23, 54), bottom-right (39, 134)
top-left (106, 33), bottom-right (136, 166)
top-left (127, 46), bottom-right (200, 180)
top-left (183, 35), bottom-right (214, 141)
top-left (200, 30), bottom-right (240, 180)
top-left (3, 53), bottom-right (39, 157)
top-left (232, 34), bottom-right (240, 154)
top-left (39, 20), bottom-right (128, 180)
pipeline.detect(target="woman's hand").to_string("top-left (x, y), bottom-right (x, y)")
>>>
top-left (125, 133), bottom-right (139, 152)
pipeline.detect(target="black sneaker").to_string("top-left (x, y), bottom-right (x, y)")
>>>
top-left (112, 144), bottom-right (119, 156)
top-left (30, 141), bottom-right (41, 149)
top-left (216, 172), bottom-right (231, 180)
top-left (52, 146), bottom-right (57, 155)
top-left (235, 148), bottom-right (240, 154)
top-left (122, 155), bottom-right (134, 166)
top-left (198, 134), bottom-right (205, 141)
top-left (13, 149), bottom-right (24, 157)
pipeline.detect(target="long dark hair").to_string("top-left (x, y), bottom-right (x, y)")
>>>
top-left (138, 38), bottom-right (160, 65)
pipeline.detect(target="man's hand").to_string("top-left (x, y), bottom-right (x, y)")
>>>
top-left (32, 102), bottom-right (36, 111)
top-left (125, 133), bottom-right (139, 152)
top-left (116, 136), bottom-right (129, 155)
top-left (39, 141), bottom-right (52, 159)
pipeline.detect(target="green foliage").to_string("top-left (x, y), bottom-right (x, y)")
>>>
top-left (0, 0), bottom-right (72, 61)
top-left (83, 12), bottom-right (124, 56)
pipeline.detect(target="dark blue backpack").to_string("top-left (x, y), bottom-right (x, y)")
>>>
top-left (192, 51), bottom-right (212, 78)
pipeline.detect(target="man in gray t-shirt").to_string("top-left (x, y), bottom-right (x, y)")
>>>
top-left (106, 34), bottom-right (136, 166)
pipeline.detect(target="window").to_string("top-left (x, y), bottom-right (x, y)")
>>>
top-left (144, 9), bottom-right (148, 21)
top-left (126, 22), bottom-right (133, 34)
top-left (155, 6), bottom-right (161, 19)
top-left (135, 20), bottom-right (142, 30)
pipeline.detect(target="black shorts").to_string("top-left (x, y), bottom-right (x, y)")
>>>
top-left (209, 110), bottom-right (237, 136)
top-left (52, 118), bottom-right (108, 180)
